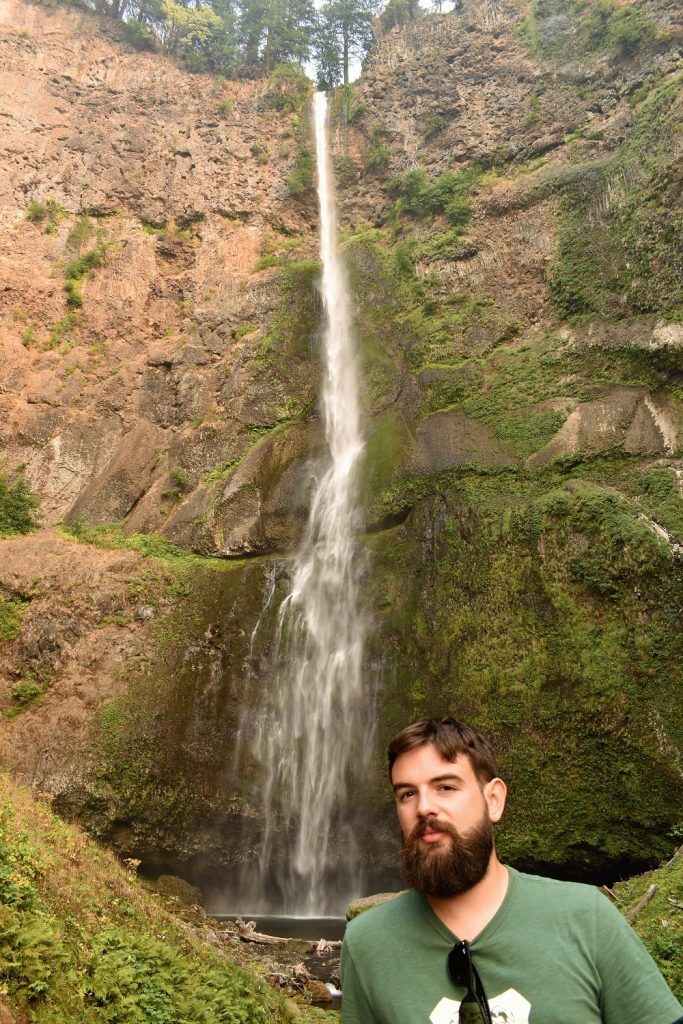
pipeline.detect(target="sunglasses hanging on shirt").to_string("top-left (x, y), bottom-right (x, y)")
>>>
top-left (447, 939), bottom-right (493, 1024)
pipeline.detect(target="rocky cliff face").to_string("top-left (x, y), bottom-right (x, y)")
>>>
top-left (1, 0), bottom-right (321, 556)
top-left (0, 0), bottom-right (681, 898)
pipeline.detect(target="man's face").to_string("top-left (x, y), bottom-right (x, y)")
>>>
top-left (391, 743), bottom-right (501, 896)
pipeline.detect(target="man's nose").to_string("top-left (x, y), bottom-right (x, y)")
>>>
top-left (416, 789), bottom-right (437, 817)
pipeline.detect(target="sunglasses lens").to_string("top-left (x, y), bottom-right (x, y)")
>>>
top-left (447, 941), bottom-right (471, 988)
top-left (448, 942), bottom-right (491, 1023)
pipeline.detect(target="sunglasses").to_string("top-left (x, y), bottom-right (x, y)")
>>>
top-left (447, 940), bottom-right (493, 1024)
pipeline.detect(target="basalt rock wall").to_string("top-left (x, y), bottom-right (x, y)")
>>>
top-left (0, 0), bottom-right (681, 898)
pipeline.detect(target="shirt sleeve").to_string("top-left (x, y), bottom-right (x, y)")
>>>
top-left (341, 935), bottom-right (380, 1024)
top-left (595, 890), bottom-right (683, 1024)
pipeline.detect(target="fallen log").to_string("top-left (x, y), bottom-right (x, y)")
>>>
top-left (626, 884), bottom-right (657, 924)
top-left (311, 937), bottom-right (343, 954)
top-left (666, 843), bottom-right (683, 868)
top-left (236, 918), bottom-right (291, 945)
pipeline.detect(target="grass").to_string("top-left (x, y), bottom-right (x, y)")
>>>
top-left (59, 520), bottom-right (238, 572)
top-left (0, 774), bottom-right (336, 1022)
top-left (613, 852), bottom-right (683, 998)
top-left (0, 596), bottom-right (29, 643)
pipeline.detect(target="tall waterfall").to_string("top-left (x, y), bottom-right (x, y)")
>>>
top-left (244, 92), bottom-right (369, 915)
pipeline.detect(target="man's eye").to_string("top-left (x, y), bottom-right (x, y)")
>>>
top-left (398, 790), bottom-right (414, 801)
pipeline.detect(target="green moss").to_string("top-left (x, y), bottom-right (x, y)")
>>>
top-left (287, 147), bottom-right (314, 195)
top-left (550, 75), bottom-right (683, 321)
top-left (517, 0), bottom-right (658, 61)
top-left (369, 468), bottom-right (683, 876)
top-left (614, 855), bottom-right (683, 998)
top-left (361, 411), bottom-right (414, 504)
top-left (260, 260), bottom-right (319, 356)
top-left (203, 421), bottom-right (294, 487)
top-left (632, 467), bottom-right (683, 543)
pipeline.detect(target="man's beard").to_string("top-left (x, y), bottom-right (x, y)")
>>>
top-left (401, 812), bottom-right (494, 897)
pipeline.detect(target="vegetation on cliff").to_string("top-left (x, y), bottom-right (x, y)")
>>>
top-left (0, 774), bottom-right (336, 1023)
top-left (614, 850), bottom-right (683, 998)
top-left (1, 0), bottom-right (681, 909)
top-left (0, 475), bottom-right (40, 538)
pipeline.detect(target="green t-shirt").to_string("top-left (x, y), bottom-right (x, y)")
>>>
top-left (340, 867), bottom-right (683, 1024)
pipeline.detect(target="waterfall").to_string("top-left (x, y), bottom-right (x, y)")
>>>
top-left (241, 92), bottom-right (369, 916)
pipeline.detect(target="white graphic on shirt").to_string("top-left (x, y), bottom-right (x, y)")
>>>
top-left (429, 988), bottom-right (531, 1024)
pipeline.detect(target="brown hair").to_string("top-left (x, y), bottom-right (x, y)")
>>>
top-left (387, 716), bottom-right (500, 785)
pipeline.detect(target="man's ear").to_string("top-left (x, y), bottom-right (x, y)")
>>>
top-left (483, 777), bottom-right (507, 824)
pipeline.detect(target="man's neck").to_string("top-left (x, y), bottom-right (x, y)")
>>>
top-left (426, 856), bottom-right (509, 942)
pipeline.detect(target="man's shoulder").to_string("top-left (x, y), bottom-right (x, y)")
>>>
top-left (510, 867), bottom-right (606, 914)
top-left (344, 890), bottom-right (420, 943)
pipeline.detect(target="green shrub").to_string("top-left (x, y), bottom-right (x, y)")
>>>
top-left (217, 97), bottom-right (233, 116)
top-left (0, 780), bottom-right (304, 1023)
top-left (48, 312), bottom-right (78, 349)
top-left (250, 142), bottom-right (268, 164)
top-left (0, 812), bottom-right (43, 910)
top-left (255, 253), bottom-right (289, 271)
top-left (63, 244), bottom-right (107, 309)
top-left (64, 279), bottom-right (83, 308)
top-left (268, 63), bottom-right (310, 114)
top-left (63, 246), bottom-right (106, 282)
top-left (170, 467), bottom-right (190, 491)
top-left (12, 679), bottom-right (43, 707)
top-left (583, 0), bottom-right (656, 56)
top-left (363, 144), bottom-right (391, 174)
top-left (0, 598), bottom-right (28, 643)
top-left (287, 147), bottom-right (314, 195)
top-left (235, 323), bottom-right (258, 339)
top-left (0, 475), bottom-right (40, 536)
top-left (25, 197), bottom-right (63, 234)
top-left (26, 200), bottom-right (47, 223)
top-left (425, 114), bottom-right (447, 139)
top-left (391, 167), bottom-right (478, 225)
top-left (66, 215), bottom-right (95, 250)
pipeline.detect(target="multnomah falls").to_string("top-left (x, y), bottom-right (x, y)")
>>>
top-left (235, 92), bottom-right (372, 917)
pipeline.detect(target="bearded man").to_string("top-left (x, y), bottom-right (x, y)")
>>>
top-left (340, 716), bottom-right (683, 1024)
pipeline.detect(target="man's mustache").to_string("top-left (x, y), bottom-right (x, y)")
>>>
top-left (413, 818), bottom-right (458, 838)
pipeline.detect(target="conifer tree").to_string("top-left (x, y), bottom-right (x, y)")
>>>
top-left (261, 0), bottom-right (316, 67)
top-left (315, 0), bottom-right (379, 86)
top-left (379, 0), bottom-right (421, 32)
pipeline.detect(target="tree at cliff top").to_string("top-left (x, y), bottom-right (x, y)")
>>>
top-left (237, 0), bottom-right (317, 67)
top-left (379, 0), bottom-right (422, 32)
top-left (315, 0), bottom-right (380, 86)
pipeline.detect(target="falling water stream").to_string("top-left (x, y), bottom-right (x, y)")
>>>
top-left (240, 92), bottom-right (369, 916)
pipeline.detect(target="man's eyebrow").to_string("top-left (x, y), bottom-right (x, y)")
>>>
top-left (392, 773), bottom-right (463, 792)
